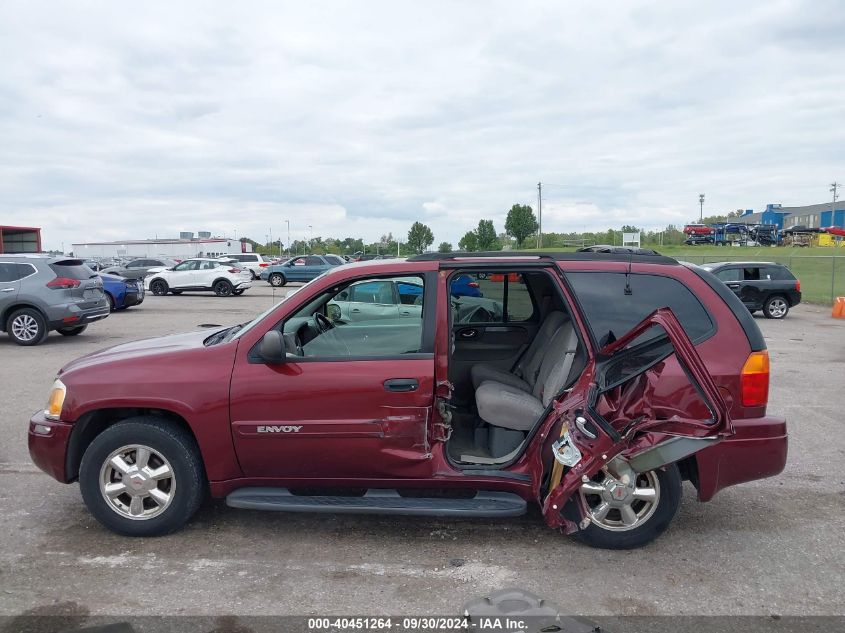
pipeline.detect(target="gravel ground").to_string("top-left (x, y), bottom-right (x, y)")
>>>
top-left (0, 286), bottom-right (843, 617)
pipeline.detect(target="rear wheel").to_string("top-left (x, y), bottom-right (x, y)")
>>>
top-left (763, 295), bottom-right (789, 319)
top-left (57, 324), bottom-right (88, 336)
top-left (106, 293), bottom-right (116, 312)
top-left (213, 280), bottom-right (234, 296)
top-left (574, 463), bottom-right (681, 549)
top-left (150, 279), bottom-right (168, 296)
top-left (269, 273), bottom-right (286, 287)
top-left (79, 418), bottom-right (206, 536)
top-left (6, 308), bottom-right (48, 346)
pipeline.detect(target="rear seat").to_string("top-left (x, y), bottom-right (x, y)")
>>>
top-left (470, 311), bottom-right (567, 391)
top-left (476, 320), bottom-right (579, 432)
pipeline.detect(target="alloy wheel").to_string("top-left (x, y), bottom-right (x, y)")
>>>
top-left (767, 298), bottom-right (787, 318)
top-left (11, 314), bottom-right (39, 342)
top-left (579, 468), bottom-right (660, 531)
top-left (99, 444), bottom-right (176, 520)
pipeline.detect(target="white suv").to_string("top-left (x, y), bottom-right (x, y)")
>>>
top-left (218, 253), bottom-right (269, 279)
top-left (145, 258), bottom-right (252, 297)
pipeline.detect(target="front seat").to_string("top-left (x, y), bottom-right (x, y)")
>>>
top-left (476, 321), bottom-right (579, 433)
top-left (469, 311), bottom-right (567, 391)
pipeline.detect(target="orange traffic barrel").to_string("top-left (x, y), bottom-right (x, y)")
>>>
top-left (833, 297), bottom-right (845, 319)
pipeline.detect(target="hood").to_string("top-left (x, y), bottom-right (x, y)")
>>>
top-left (59, 329), bottom-right (219, 375)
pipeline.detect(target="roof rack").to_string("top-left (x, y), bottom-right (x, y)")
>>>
top-left (407, 250), bottom-right (678, 264)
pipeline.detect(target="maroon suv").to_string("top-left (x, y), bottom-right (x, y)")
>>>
top-left (29, 252), bottom-right (787, 549)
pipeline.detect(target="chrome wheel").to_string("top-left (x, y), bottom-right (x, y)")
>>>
top-left (579, 468), bottom-right (660, 532)
top-left (766, 297), bottom-right (788, 318)
top-left (11, 314), bottom-right (39, 342)
top-left (99, 444), bottom-right (175, 520)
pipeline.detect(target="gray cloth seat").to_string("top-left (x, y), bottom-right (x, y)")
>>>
top-left (476, 322), bottom-right (579, 431)
top-left (470, 311), bottom-right (567, 391)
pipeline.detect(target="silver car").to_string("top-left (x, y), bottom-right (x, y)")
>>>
top-left (0, 255), bottom-right (110, 345)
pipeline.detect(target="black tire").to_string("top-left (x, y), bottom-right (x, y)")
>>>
top-left (6, 308), bottom-right (48, 346)
top-left (170, 290), bottom-right (182, 295)
top-left (213, 280), bottom-right (234, 297)
top-left (106, 293), bottom-right (116, 312)
top-left (763, 295), bottom-right (789, 319)
top-left (57, 324), bottom-right (88, 336)
top-left (573, 464), bottom-right (682, 550)
top-left (149, 279), bottom-right (169, 296)
top-left (79, 418), bottom-right (206, 536)
top-left (269, 273), bottom-right (286, 287)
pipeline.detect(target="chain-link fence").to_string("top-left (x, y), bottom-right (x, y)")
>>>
top-left (679, 254), bottom-right (845, 305)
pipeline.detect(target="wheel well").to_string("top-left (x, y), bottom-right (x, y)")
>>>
top-left (148, 277), bottom-right (165, 287)
top-left (1, 303), bottom-right (48, 333)
top-left (677, 455), bottom-right (699, 490)
top-left (65, 408), bottom-right (204, 482)
top-left (212, 277), bottom-right (233, 286)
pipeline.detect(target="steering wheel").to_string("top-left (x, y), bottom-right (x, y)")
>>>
top-left (314, 311), bottom-right (334, 334)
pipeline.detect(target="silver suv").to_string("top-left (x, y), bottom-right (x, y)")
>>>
top-left (0, 255), bottom-right (110, 346)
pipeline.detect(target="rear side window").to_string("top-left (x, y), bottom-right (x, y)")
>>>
top-left (742, 267), bottom-right (761, 281)
top-left (50, 260), bottom-right (96, 280)
top-left (452, 272), bottom-right (536, 323)
top-left (305, 256), bottom-right (323, 266)
top-left (567, 272), bottom-right (715, 347)
top-left (0, 262), bottom-right (36, 282)
top-left (765, 266), bottom-right (795, 281)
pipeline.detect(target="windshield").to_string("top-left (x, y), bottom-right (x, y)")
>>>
top-left (230, 273), bottom-right (328, 341)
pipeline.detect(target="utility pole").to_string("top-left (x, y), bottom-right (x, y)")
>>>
top-left (285, 220), bottom-right (290, 256)
top-left (832, 182), bottom-right (840, 219)
top-left (699, 193), bottom-right (705, 222)
top-left (308, 224), bottom-right (313, 252)
top-left (537, 182), bottom-right (543, 249)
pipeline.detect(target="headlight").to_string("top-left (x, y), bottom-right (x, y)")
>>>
top-left (44, 379), bottom-right (66, 421)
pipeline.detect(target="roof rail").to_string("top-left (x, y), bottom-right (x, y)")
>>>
top-left (407, 250), bottom-right (678, 264)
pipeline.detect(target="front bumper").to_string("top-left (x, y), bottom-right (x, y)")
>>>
top-left (28, 411), bottom-right (73, 483)
top-left (694, 415), bottom-right (788, 501)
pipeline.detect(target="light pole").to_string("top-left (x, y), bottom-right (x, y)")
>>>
top-left (308, 225), bottom-right (313, 252)
top-left (285, 220), bottom-right (290, 256)
top-left (699, 194), bottom-right (705, 222)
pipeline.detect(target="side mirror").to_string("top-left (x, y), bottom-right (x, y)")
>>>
top-left (259, 330), bottom-right (286, 364)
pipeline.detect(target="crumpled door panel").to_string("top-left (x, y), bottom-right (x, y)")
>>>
top-left (535, 308), bottom-right (733, 533)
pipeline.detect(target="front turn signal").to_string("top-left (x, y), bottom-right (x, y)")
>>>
top-left (44, 379), bottom-right (66, 421)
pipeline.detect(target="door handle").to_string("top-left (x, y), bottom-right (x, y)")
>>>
top-left (459, 329), bottom-right (478, 339)
top-left (384, 378), bottom-right (419, 392)
top-left (351, 308), bottom-right (361, 313)
top-left (727, 283), bottom-right (740, 288)
top-left (0, 288), bottom-right (14, 293)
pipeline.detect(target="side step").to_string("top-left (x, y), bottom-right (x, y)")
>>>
top-left (226, 488), bottom-right (527, 518)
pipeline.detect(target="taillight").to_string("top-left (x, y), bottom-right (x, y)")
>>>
top-left (795, 279), bottom-right (801, 292)
top-left (741, 350), bottom-right (770, 407)
top-left (47, 277), bottom-right (81, 289)
top-left (468, 282), bottom-right (479, 288)
top-left (228, 268), bottom-right (241, 273)
top-left (259, 263), bottom-right (269, 267)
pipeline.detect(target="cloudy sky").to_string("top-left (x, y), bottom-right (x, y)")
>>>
top-left (1, 1), bottom-right (843, 250)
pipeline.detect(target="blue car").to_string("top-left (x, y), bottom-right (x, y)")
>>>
top-left (100, 273), bottom-right (144, 311)
top-left (261, 254), bottom-right (345, 286)
top-left (450, 274), bottom-right (483, 298)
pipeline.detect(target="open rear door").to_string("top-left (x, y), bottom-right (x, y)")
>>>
top-left (537, 307), bottom-right (733, 533)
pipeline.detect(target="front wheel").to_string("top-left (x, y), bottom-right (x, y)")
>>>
top-left (573, 463), bottom-right (681, 549)
top-left (79, 418), bottom-right (206, 536)
top-left (269, 273), bottom-right (286, 287)
top-left (57, 324), bottom-right (88, 336)
top-left (763, 295), bottom-right (789, 319)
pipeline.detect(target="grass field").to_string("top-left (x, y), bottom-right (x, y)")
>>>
top-left (524, 245), bottom-right (845, 305)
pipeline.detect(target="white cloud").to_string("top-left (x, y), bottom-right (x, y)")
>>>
top-left (1, 0), bottom-right (843, 250)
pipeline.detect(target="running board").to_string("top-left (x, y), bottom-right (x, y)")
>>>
top-left (226, 488), bottom-right (527, 517)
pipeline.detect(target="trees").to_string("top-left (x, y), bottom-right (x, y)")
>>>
top-left (475, 219), bottom-right (499, 250)
top-left (458, 231), bottom-right (478, 252)
top-left (407, 222), bottom-right (434, 254)
top-left (504, 204), bottom-right (539, 248)
top-left (437, 241), bottom-right (452, 253)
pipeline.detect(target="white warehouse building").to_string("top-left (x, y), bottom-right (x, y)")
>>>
top-left (71, 236), bottom-right (252, 261)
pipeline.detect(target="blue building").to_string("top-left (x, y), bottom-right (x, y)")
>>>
top-left (736, 202), bottom-right (845, 230)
